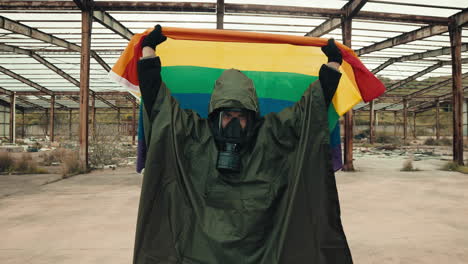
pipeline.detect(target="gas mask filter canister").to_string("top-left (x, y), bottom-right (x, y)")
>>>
top-left (216, 111), bottom-right (245, 173)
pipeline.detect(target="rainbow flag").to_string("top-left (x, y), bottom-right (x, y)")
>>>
top-left (110, 27), bottom-right (385, 172)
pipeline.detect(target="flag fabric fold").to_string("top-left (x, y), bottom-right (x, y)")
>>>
top-left (109, 27), bottom-right (386, 172)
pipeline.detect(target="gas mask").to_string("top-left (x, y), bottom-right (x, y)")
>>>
top-left (213, 109), bottom-right (249, 173)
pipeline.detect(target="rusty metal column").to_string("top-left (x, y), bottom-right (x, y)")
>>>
top-left (216, 0), bottom-right (224, 29)
top-left (91, 93), bottom-right (96, 139)
top-left (466, 99), bottom-right (468, 140)
top-left (342, 16), bottom-right (354, 170)
top-left (117, 108), bottom-right (121, 133)
top-left (132, 101), bottom-right (136, 145)
top-left (393, 111), bottom-right (397, 137)
top-left (79, 0), bottom-right (93, 169)
top-left (403, 99), bottom-right (408, 143)
top-left (369, 101), bottom-right (375, 144)
top-left (9, 92), bottom-right (15, 143)
top-left (50, 95), bottom-right (55, 142)
top-left (413, 112), bottom-right (417, 139)
top-left (375, 110), bottom-right (379, 138)
top-left (45, 109), bottom-right (49, 137)
top-left (435, 99), bottom-right (440, 139)
top-left (21, 109), bottom-right (25, 139)
top-left (69, 109), bottom-right (72, 140)
top-left (449, 19), bottom-right (463, 165)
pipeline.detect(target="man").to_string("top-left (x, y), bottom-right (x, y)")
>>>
top-left (134, 25), bottom-right (352, 264)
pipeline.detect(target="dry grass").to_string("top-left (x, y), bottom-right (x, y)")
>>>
top-left (401, 159), bottom-right (420, 172)
top-left (376, 135), bottom-right (401, 144)
top-left (40, 148), bottom-right (67, 166)
top-left (89, 126), bottom-right (135, 168)
top-left (1, 153), bottom-right (47, 174)
top-left (441, 162), bottom-right (468, 174)
top-left (14, 154), bottom-right (47, 174)
top-left (61, 150), bottom-right (86, 177)
top-left (0, 152), bottom-right (15, 173)
top-left (424, 138), bottom-right (452, 146)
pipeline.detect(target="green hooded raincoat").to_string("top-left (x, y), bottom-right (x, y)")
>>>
top-left (135, 57), bottom-right (352, 264)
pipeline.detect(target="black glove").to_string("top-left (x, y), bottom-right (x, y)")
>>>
top-left (321, 38), bottom-right (342, 65)
top-left (141, 25), bottom-right (167, 49)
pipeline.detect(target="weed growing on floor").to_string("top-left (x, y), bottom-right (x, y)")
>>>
top-left (376, 135), bottom-right (401, 144)
top-left (13, 154), bottom-right (48, 174)
top-left (401, 159), bottom-right (420, 172)
top-left (424, 138), bottom-right (452, 146)
top-left (40, 148), bottom-right (67, 166)
top-left (441, 162), bottom-right (468, 174)
top-left (0, 152), bottom-right (14, 173)
top-left (61, 151), bottom-right (86, 177)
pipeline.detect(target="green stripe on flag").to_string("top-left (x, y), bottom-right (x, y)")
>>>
top-left (162, 66), bottom-right (318, 102)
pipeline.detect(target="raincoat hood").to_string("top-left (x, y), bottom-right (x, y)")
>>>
top-left (208, 69), bottom-right (259, 114)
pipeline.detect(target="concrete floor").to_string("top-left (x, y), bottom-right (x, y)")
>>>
top-left (1, 156), bottom-right (467, 263)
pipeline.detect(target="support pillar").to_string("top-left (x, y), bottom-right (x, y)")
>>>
top-left (9, 93), bottom-right (15, 143)
top-left (216, 0), bottom-right (224, 29)
top-left (45, 109), bottom-right (49, 137)
top-left (342, 16), bottom-right (354, 171)
top-left (466, 99), bottom-right (468, 140)
top-left (91, 93), bottom-right (96, 139)
top-left (79, 0), bottom-right (93, 170)
top-left (435, 99), bottom-right (440, 140)
top-left (369, 100), bottom-right (375, 144)
top-left (69, 109), bottom-right (73, 140)
top-left (393, 111), bottom-right (397, 137)
top-left (413, 112), bottom-right (417, 139)
top-left (50, 95), bottom-right (55, 142)
top-left (117, 108), bottom-right (121, 133)
top-left (449, 19), bottom-right (463, 165)
top-left (403, 99), bottom-right (408, 143)
top-left (132, 101), bottom-right (136, 145)
top-left (375, 111), bottom-right (379, 127)
top-left (21, 109), bottom-right (25, 139)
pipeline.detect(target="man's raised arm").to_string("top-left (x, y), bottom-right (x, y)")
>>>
top-left (320, 39), bottom-right (343, 108)
top-left (137, 25), bottom-right (167, 116)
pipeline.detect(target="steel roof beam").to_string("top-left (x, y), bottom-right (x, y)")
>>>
top-left (0, 87), bottom-right (13, 96)
top-left (94, 94), bottom-right (119, 110)
top-left (0, 16), bottom-right (111, 72)
top-left (412, 87), bottom-right (468, 112)
top-left (451, 8), bottom-right (468, 27)
top-left (16, 96), bottom-right (46, 110)
top-left (0, 1), bottom-right (79, 10)
top-left (384, 62), bottom-right (444, 93)
top-left (66, 95), bottom-right (116, 110)
top-left (372, 44), bottom-right (468, 74)
top-left (0, 43), bottom-right (119, 109)
top-left (0, 65), bottom-right (54, 96)
top-left (376, 73), bottom-right (468, 111)
top-left (359, 9), bottom-right (467, 56)
top-left (1, 89), bottom-right (48, 110)
top-left (406, 72), bottom-right (468, 98)
top-left (0, 2), bottom-right (449, 24)
top-left (305, 17), bottom-right (341, 37)
top-left (356, 24), bottom-right (448, 56)
top-left (92, 10), bottom-right (134, 40)
top-left (0, 43), bottom-right (82, 86)
top-left (36, 95), bottom-right (68, 109)
top-left (355, 10), bottom-right (448, 24)
top-left (305, 0), bottom-right (367, 37)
